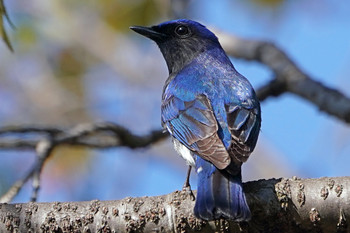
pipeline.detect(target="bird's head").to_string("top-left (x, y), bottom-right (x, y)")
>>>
top-left (130, 19), bottom-right (221, 74)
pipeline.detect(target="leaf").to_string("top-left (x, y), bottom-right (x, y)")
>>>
top-left (0, 0), bottom-right (14, 52)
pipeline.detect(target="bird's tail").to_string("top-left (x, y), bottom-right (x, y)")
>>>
top-left (194, 156), bottom-right (251, 221)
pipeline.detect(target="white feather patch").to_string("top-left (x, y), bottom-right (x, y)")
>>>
top-left (172, 138), bottom-right (196, 167)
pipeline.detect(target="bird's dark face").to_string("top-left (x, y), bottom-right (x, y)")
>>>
top-left (131, 19), bottom-right (221, 74)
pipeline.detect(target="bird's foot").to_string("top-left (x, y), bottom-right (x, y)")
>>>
top-left (182, 184), bottom-right (195, 201)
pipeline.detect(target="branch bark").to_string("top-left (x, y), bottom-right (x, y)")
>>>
top-left (0, 177), bottom-right (348, 233)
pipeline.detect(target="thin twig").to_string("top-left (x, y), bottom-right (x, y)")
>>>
top-left (0, 123), bottom-right (166, 150)
top-left (0, 126), bottom-right (62, 136)
top-left (0, 169), bottom-right (34, 203)
top-left (30, 140), bottom-right (54, 202)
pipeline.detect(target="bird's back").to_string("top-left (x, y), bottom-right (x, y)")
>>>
top-left (163, 48), bottom-right (260, 156)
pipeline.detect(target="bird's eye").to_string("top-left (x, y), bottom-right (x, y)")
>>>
top-left (175, 25), bottom-right (190, 37)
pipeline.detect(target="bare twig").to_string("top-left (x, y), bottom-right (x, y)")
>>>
top-left (30, 140), bottom-right (54, 202)
top-left (0, 122), bottom-right (167, 203)
top-left (0, 169), bottom-right (34, 203)
top-left (0, 122), bottom-right (166, 150)
top-left (0, 126), bottom-right (62, 135)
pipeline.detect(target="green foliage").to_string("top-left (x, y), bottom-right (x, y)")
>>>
top-left (0, 0), bottom-right (13, 51)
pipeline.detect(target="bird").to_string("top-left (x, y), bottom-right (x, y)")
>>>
top-left (130, 19), bottom-right (261, 221)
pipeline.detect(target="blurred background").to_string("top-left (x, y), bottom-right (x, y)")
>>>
top-left (0, 0), bottom-right (350, 202)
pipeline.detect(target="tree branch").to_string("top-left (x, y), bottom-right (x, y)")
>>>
top-left (0, 122), bottom-right (167, 203)
top-left (0, 122), bottom-right (166, 150)
top-left (0, 177), bottom-right (348, 233)
top-left (217, 31), bottom-right (350, 124)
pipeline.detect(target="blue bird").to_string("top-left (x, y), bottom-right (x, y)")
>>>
top-left (130, 19), bottom-right (261, 221)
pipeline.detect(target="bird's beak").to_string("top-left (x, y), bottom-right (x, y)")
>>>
top-left (130, 26), bottom-right (166, 41)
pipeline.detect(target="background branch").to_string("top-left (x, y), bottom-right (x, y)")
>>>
top-left (217, 31), bottom-right (350, 124)
top-left (0, 122), bottom-right (166, 150)
top-left (0, 122), bottom-right (167, 203)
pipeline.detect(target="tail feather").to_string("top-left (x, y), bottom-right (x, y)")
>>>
top-left (194, 157), bottom-right (215, 220)
top-left (194, 157), bottom-right (251, 221)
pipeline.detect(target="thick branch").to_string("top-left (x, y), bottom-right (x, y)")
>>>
top-left (0, 177), bottom-right (348, 233)
top-left (217, 31), bottom-right (350, 123)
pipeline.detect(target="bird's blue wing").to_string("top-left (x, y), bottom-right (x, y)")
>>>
top-left (161, 94), bottom-right (231, 170)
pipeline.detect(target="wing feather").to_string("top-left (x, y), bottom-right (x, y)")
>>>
top-left (162, 94), bottom-right (231, 169)
top-left (226, 104), bottom-right (261, 163)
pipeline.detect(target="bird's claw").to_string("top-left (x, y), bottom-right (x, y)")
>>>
top-left (182, 184), bottom-right (195, 201)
